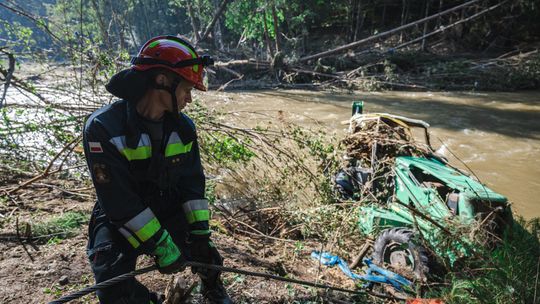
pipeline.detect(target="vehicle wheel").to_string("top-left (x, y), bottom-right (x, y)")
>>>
top-left (372, 227), bottom-right (429, 281)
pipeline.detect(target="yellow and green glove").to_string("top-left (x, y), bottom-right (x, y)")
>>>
top-left (153, 230), bottom-right (186, 274)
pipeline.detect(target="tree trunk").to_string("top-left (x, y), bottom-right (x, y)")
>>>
top-left (400, 0), bottom-right (407, 43)
top-left (213, 0), bottom-right (225, 50)
top-left (186, 2), bottom-right (201, 41)
top-left (421, 0), bottom-right (430, 50)
top-left (107, 0), bottom-right (125, 50)
top-left (138, 0), bottom-right (151, 40)
top-left (271, 2), bottom-right (281, 52)
top-left (348, 0), bottom-right (355, 42)
top-left (262, 9), bottom-right (275, 59)
top-left (90, 0), bottom-right (111, 49)
top-left (381, 2), bottom-right (386, 28)
top-left (438, 0), bottom-right (444, 27)
top-left (354, 0), bottom-right (364, 41)
top-left (0, 51), bottom-right (15, 109)
top-left (199, 0), bottom-right (232, 44)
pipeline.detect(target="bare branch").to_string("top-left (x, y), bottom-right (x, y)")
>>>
top-left (0, 50), bottom-right (15, 109)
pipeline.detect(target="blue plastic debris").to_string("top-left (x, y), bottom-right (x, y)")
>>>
top-left (311, 251), bottom-right (413, 292)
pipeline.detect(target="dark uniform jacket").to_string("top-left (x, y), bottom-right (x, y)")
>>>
top-left (83, 99), bottom-right (209, 252)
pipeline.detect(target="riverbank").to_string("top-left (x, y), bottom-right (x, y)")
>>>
top-left (209, 47), bottom-right (540, 92)
top-left (0, 123), bottom-right (540, 304)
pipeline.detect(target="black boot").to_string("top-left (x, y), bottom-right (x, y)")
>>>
top-left (149, 291), bottom-right (164, 304)
top-left (201, 277), bottom-right (233, 304)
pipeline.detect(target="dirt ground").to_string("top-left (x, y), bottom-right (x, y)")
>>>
top-left (0, 179), bottom-right (366, 304)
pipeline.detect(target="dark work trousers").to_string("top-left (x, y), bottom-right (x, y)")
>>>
top-left (87, 204), bottom-right (221, 304)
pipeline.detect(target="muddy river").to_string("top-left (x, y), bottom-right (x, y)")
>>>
top-left (200, 89), bottom-right (540, 219)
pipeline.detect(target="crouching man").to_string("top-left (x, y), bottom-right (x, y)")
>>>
top-left (83, 35), bottom-right (232, 304)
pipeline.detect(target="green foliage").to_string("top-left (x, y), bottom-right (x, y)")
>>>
top-left (30, 211), bottom-right (89, 243)
top-left (432, 217), bottom-right (540, 304)
top-left (201, 133), bottom-right (255, 166)
top-left (290, 126), bottom-right (335, 163)
top-left (205, 179), bottom-right (217, 205)
top-left (0, 0), bottom-right (54, 55)
top-left (225, 1), bottom-right (284, 42)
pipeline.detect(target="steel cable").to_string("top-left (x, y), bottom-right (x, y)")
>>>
top-left (48, 261), bottom-right (404, 303)
top-left (48, 265), bottom-right (157, 304)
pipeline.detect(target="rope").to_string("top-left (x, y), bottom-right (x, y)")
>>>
top-left (48, 261), bottom-right (405, 303)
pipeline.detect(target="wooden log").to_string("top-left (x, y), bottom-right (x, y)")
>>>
top-left (214, 59), bottom-right (270, 68)
top-left (286, 67), bottom-right (342, 80)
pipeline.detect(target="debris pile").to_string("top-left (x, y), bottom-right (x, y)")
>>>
top-left (336, 114), bottom-right (432, 202)
top-left (342, 115), bottom-right (430, 164)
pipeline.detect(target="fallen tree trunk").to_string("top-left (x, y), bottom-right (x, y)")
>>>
top-left (214, 59), bottom-right (270, 68)
top-left (395, 0), bottom-right (508, 51)
top-left (297, 0), bottom-right (482, 63)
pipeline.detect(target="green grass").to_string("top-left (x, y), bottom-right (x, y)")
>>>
top-left (31, 211), bottom-right (89, 243)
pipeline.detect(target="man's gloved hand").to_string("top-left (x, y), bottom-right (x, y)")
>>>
top-left (153, 230), bottom-right (186, 274)
top-left (190, 238), bottom-right (223, 274)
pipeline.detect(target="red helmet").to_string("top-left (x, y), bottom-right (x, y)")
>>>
top-left (131, 35), bottom-right (213, 91)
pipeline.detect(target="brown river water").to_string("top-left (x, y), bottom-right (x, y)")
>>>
top-left (199, 89), bottom-right (540, 219)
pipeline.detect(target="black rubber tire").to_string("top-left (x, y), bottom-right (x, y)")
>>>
top-left (372, 227), bottom-right (429, 281)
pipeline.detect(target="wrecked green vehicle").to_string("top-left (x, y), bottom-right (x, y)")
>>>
top-left (335, 109), bottom-right (513, 280)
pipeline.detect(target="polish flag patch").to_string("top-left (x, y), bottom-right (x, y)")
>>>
top-left (89, 142), bottom-right (103, 153)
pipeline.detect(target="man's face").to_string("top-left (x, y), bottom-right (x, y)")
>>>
top-left (174, 80), bottom-right (194, 111)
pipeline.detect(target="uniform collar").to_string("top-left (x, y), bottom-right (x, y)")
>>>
top-left (125, 100), bottom-right (196, 149)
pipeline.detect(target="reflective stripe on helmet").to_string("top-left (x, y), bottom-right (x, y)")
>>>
top-left (168, 39), bottom-right (199, 72)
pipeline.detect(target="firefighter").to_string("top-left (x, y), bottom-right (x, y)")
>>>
top-left (83, 35), bottom-right (232, 304)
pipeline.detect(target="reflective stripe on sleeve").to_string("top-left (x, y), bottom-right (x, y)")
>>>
top-left (182, 199), bottom-right (209, 224)
top-left (118, 227), bottom-right (141, 249)
top-left (123, 207), bottom-right (161, 242)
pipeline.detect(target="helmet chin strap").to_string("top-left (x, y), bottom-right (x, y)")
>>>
top-left (153, 78), bottom-right (181, 120)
